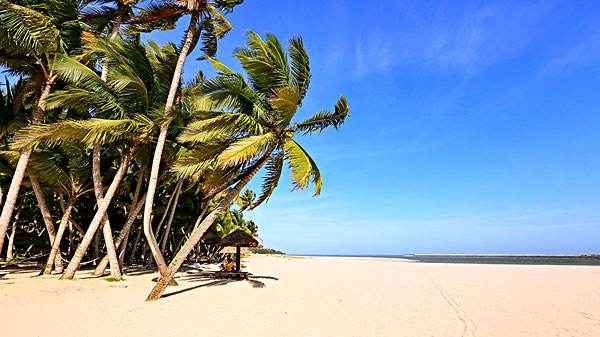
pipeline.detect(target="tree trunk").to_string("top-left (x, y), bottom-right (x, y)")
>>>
top-left (30, 176), bottom-right (63, 270)
top-left (128, 224), bottom-right (142, 265)
top-left (92, 21), bottom-right (123, 277)
top-left (146, 155), bottom-right (268, 301)
top-left (6, 209), bottom-right (19, 261)
top-left (92, 193), bottom-right (146, 276)
top-left (60, 147), bottom-right (134, 280)
top-left (43, 198), bottom-right (74, 275)
top-left (154, 181), bottom-right (179, 240)
top-left (143, 10), bottom-right (200, 277)
top-left (0, 78), bottom-right (54, 254)
top-left (159, 180), bottom-right (183, 254)
top-left (92, 144), bottom-right (122, 280)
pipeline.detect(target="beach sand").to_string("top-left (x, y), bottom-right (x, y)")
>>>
top-left (1, 255), bottom-right (599, 337)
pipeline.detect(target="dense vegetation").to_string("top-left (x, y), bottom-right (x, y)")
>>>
top-left (0, 0), bottom-right (348, 300)
top-left (250, 248), bottom-right (285, 255)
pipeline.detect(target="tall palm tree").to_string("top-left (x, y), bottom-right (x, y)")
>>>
top-left (146, 32), bottom-right (349, 300)
top-left (0, 0), bottom-right (83, 254)
top-left (139, 0), bottom-right (243, 277)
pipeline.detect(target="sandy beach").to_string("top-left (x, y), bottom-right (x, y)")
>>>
top-left (1, 255), bottom-right (599, 337)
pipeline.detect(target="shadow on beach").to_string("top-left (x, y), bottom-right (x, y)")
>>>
top-left (158, 268), bottom-right (279, 298)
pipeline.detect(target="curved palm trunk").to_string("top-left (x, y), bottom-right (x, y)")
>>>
top-left (30, 177), bottom-right (63, 270)
top-left (143, 10), bottom-right (200, 277)
top-left (60, 147), bottom-right (134, 280)
top-left (146, 156), bottom-right (268, 301)
top-left (92, 193), bottom-right (146, 276)
top-left (43, 198), bottom-right (75, 275)
top-left (92, 144), bottom-right (122, 280)
top-left (0, 78), bottom-right (54, 254)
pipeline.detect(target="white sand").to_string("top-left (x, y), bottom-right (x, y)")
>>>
top-left (1, 255), bottom-right (600, 337)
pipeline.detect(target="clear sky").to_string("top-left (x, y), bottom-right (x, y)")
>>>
top-left (151, 1), bottom-right (599, 255)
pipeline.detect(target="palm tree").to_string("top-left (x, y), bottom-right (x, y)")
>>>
top-left (139, 0), bottom-right (243, 278)
top-left (35, 145), bottom-right (92, 275)
top-left (10, 36), bottom-right (167, 279)
top-left (146, 31), bottom-right (349, 300)
top-left (0, 0), bottom-right (82, 254)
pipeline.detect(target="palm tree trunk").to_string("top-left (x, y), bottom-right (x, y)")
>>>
top-left (30, 176), bottom-right (63, 270)
top-left (154, 181), bottom-right (179, 240)
top-left (146, 155), bottom-right (268, 301)
top-left (0, 78), bottom-right (54, 254)
top-left (118, 170), bottom-right (144, 266)
top-left (128, 224), bottom-right (143, 265)
top-left (92, 193), bottom-right (146, 276)
top-left (94, 21), bottom-right (123, 277)
top-left (92, 144), bottom-right (122, 280)
top-left (60, 147), bottom-right (134, 280)
top-left (143, 10), bottom-right (200, 277)
top-left (6, 209), bottom-right (19, 262)
top-left (43, 198), bottom-right (74, 275)
top-left (159, 181), bottom-right (182, 255)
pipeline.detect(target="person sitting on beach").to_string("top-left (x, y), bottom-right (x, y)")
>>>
top-left (222, 256), bottom-right (235, 272)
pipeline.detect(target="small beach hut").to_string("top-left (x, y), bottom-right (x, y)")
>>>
top-left (217, 229), bottom-right (261, 273)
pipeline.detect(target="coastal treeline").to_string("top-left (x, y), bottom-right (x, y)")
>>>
top-left (0, 0), bottom-right (348, 300)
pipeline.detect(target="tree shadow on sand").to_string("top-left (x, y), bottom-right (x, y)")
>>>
top-left (157, 271), bottom-right (279, 298)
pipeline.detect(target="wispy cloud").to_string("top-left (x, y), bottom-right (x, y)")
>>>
top-left (338, 1), bottom-right (560, 78)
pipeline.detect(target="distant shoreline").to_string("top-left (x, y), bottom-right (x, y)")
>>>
top-left (289, 254), bottom-right (600, 266)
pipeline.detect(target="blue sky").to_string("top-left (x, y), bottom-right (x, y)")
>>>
top-left (157, 1), bottom-right (599, 255)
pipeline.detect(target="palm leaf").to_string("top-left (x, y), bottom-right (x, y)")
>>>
top-left (294, 96), bottom-right (349, 134)
top-left (252, 151), bottom-right (284, 209)
top-left (178, 113), bottom-right (263, 144)
top-left (216, 132), bottom-right (275, 168)
top-left (0, 2), bottom-right (62, 55)
top-left (284, 139), bottom-right (322, 196)
top-left (288, 36), bottom-right (310, 99)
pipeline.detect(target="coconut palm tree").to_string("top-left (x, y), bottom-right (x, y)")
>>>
top-left (10, 36), bottom-right (170, 279)
top-left (33, 144), bottom-right (92, 275)
top-left (145, 31), bottom-right (349, 300)
top-left (0, 0), bottom-right (83, 254)
top-left (139, 0), bottom-right (243, 278)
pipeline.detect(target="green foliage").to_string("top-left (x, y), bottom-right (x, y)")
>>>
top-left (0, 0), bottom-right (348, 268)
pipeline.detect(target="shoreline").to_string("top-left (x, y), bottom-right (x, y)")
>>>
top-left (286, 254), bottom-right (600, 266)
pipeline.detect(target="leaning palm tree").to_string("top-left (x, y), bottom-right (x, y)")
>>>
top-left (0, 0), bottom-right (82, 254)
top-left (138, 0), bottom-right (243, 277)
top-left (146, 31), bottom-right (349, 300)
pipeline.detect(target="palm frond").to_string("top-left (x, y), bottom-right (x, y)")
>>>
top-left (216, 132), bottom-right (275, 168)
top-left (234, 31), bottom-right (290, 96)
top-left (284, 139), bottom-right (322, 196)
top-left (270, 86), bottom-right (300, 127)
top-left (178, 113), bottom-right (263, 144)
top-left (294, 96), bottom-right (349, 134)
top-left (288, 36), bottom-right (310, 99)
top-left (0, 2), bottom-right (62, 55)
top-left (252, 151), bottom-right (284, 209)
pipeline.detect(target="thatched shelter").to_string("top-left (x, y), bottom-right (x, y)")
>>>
top-left (217, 229), bottom-right (261, 272)
top-left (218, 229), bottom-right (261, 248)
top-left (219, 246), bottom-right (252, 255)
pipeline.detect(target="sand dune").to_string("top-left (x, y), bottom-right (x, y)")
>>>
top-left (1, 255), bottom-right (599, 337)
